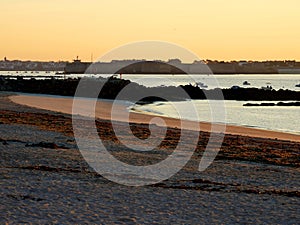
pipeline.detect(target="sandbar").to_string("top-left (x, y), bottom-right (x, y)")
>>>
top-left (9, 94), bottom-right (300, 142)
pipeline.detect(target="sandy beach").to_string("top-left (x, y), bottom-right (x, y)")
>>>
top-left (10, 94), bottom-right (300, 142)
top-left (1, 93), bottom-right (300, 224)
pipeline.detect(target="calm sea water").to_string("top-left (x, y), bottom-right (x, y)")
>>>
top-left (2, 71), bottom-right (300, 134)
top-left (132, 100), bottom-right (300, 135)
top-left (120, 74), bottom-right (300, 91)
top-left (118, 74), bottom-right (300, 134)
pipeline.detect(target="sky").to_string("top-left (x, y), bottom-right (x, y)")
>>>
top-left (1, 0), bottom-right (300, 62)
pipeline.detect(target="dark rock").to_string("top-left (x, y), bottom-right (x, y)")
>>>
top-left (260, 103), bottom-right (275, 106)
top-left (244, 101), bottom-right (300, 107)
top-left (26, 141), bottom-right (60, 149)
top-left (243, 103), bottom-right (260, 106)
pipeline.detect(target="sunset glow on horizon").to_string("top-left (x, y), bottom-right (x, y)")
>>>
top-left (1, 0), bottom-right (300, 62)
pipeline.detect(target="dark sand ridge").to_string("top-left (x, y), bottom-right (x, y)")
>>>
top-left (10, 94), bottom-right (300, 142)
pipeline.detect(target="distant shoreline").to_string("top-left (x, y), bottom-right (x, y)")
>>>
top-left (1, 58), bottom-right (300, 74)
top-left (2, 71), bottom-right (300, 75)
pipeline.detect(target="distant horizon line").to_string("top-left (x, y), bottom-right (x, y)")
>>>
top-left (2, 57), bottom-right (300, 63)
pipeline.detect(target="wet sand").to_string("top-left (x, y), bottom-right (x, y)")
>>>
top-left (10, 94), bottom-right (300, 142)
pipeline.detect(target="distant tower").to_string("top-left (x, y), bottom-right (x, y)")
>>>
top-left (4, 57), bottom-right (7, 61)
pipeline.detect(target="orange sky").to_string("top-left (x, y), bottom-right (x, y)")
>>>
top-left (1, 0), bottom-right (300, 61)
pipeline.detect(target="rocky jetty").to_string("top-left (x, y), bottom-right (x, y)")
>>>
top-left (1, 76), bottom-right (300, 101)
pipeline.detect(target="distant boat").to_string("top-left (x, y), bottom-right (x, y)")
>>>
top-left (295, 84), bottom-right (300, 87)
top-left (243, 81), bottom-right (251, 85)
top-left (64, 57), bottom-right (91, 74)
top-left (231, 85), bottom-right (241, 90)
top-left (195, 82), bottom-right (208, 88)
top-left (261, 86), bottom-right (273, 90)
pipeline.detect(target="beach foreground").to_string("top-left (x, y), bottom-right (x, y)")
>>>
top-left (1, 93), bottom-right (299, 224)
